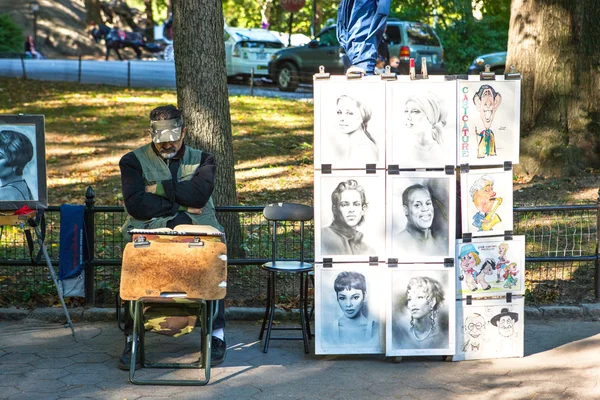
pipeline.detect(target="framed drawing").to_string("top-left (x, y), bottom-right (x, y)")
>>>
top-left (386, 76), bottom-right (457, 169)
top-left (456, 236), bottom-right (525, 297)
top-left (314, 76), bottom-right (386, 170)
top-left (315, 170), bottom-right (386, 262)
top-left (455, 296), bottom-right (524, 361)
top-left (460, 167), bottom-right (513, 237)
top-left (386, 171), bottom-right (456, 263)
top-left (315, 264), bottom-right (385, 355)
top-left (457, 76), bottom-right (521, 166)
top-left (0, 114), bottom-right (47, 210)
top-left (386, 266), bottom-right (455, 357)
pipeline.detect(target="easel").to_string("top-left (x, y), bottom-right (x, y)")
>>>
top-left (0, 210), bottom-right (76, 340)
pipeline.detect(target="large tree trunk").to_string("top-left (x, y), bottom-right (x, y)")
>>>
top-left (506, 0), bottom-right (600, 177)
top-left (84, 0), bottom-right (103, 25)
top-left (173, 0), bottom-right (244, 257)
top-left (144, 0), bottom-right (155, 40)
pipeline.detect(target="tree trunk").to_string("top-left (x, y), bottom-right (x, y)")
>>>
top-left (173, 0), bottom-right (244, 257)
top-left (506, 0), bottom-right (600, 177)
top-left (84, 0), bottom-right (103, 25)
top-left (144, 0), bottom-right (155, 40)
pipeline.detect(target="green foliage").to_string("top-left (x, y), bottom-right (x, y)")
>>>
top-left (0, 14), bottom-right (24, 53)
top-left (126, 0), bottom-right (169, 24)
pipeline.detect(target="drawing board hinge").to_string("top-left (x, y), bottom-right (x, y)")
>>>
top-left (504, 231), bottom-right (514, 241)
top-left (504, 161), bottom-right (513, 171)
top-left (460, 163), bottom-right (470, 173)
top-left (444, 258), bottom-right (454, 268)
top-left (321, 164), bottom-right (332, 174)
top-left (466, 295), bottom-right (472, 305)
top-left (366, 164), bottom-right (377, 174)
top-left (387, 258), bottom-right (398, 268)
top-left (323, 258), bottom-right (333, 268)
top-left (462, 233), bottom-right (472, 243)
top-left (506, 292), bottom-right (512, 303)
top-left (388, 165), bottom-right (400, 175)
top-left (445, 165), bottom-right (454, 175)
top-left (369, 256), bottom-right (379, 266)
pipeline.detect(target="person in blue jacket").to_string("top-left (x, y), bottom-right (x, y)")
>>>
top-left (337, 0), bottom-right (391, 75)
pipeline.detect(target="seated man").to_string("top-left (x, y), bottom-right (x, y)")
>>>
top-left (118, 104), bottom-right (226, 369)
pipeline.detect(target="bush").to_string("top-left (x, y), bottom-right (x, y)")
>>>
top-left (0, 14), bottom-right (23, 53)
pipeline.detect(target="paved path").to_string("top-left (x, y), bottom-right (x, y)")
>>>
top-left (1, 319), bottom-right (599, 399)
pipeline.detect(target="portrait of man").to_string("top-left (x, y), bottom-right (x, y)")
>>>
top-left (473, 84), bottom-right (502, 159)
top-left (490, 307), bottom-right (518, 338)
top-left (469, 174), bottom-right (502, 232)
top-left (462, 313), bottom-right (486, 352)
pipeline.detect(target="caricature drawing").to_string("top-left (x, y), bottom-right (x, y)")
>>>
top-left (458, 243), bottom-right (480, 291)
top-left (330, 271), bottom-right (378, 345)
top-left (321, 179), bottom-right (375, 256)
top-left (473, 84), bottom-right (502, 159)
top-left (496, 242), bottom-right (510, 283)
top-left (474, 258), bottom-right (495, 291)
top-left (470, 175), bottom-right (502, 232)
top-left (330, 94), bottom-right (379, 164)
top-left (462, 313), bottom-right (486, 352)
top-left (503, 262), bottom-right (519, 289)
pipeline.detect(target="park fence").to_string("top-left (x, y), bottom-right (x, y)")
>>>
top-left (0, 187), bottom-right (598, 308)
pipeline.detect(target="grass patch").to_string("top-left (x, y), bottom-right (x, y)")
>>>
top-left (0, 77), bottom-right (314, 206)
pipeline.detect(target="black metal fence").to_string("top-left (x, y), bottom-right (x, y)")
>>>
top-left (0, 189), bottom-right (598, 307)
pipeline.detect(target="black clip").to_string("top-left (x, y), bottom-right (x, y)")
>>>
top-left (466, 295), bottom-right (472, 305)
top-left (445, 165), bottom-right (455, 175)
top-left (506, 292), bottom-right (512, 303)
top-left (323, 257), bottom-right (333, 268)
top-left (388, 165), bottom-right (400, 175)
top-left (387, 258), bottom-right (398, 268)
top-left (369, 256), bottom-right (379, 265)
top-left (321, 164), bottom-right (332, 174)
top-left (444, 258), bottom-right (454, 268)
top-left (460, 163), bottom-right (470, 173)
top-left (366, 164), bottom-right (377, 174)
top-left (381, 65), bottom-right (397, 80)
top-left (133, 235), bottom-right (150, 248)
top-left (504, 230), bottom-right (513, 241)
top-left (504, 161), bottom-right (513, 171)
top-left (505, 65), bottom-right (521, 80)
top-left (480, 65), bottom-right (496, 80)
top-left (462, 233), bottom-right (472, 243)
top-left (314, 65), bottom-right (331, 80)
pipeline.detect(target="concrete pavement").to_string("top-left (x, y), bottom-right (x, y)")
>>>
top-left (1, 314), bottom-right (600, 400)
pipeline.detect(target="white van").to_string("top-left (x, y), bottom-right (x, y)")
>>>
top-left (224, 27), bottom-right (284, 79)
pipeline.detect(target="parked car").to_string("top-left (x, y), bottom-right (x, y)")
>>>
top-left (467, 51), bottom-right (507, 75)
top-left (268, 18), bottom-right (445, 92)
top-left (224, 28), bottom-right (285, 79)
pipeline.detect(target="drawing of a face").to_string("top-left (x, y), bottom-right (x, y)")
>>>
top-left (474, 86), bottom-right (502, 130)
top-left (337, 189), bottom-right (364, 228)
top-left (404, 188), bottom-right (434, 230)
top-left (473, 181), bottom-right (496, 214)
top-left (465, 314), bottom-right (485, 338)
top-left (497, 315), bottom-right (515, 337)
top-left (337, 288), bottom-right (364, 319)
top-left (461, 252), bottom-right (477, 271)
top-left (407, 286), bottom-right (434, 320)
top-left (404, 100), bottom-right (430, 138)
top-left (0, 149), bottom-right (14, 180)
top-left (336, 97), bottom-right (362, 135)
top-left (482, 262), bottom-right (494, 275)
top-left (499, 243), bottom-right (508, 257)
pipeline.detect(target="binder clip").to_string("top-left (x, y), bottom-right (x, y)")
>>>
top-left (381, 65), bottom-right (397, 80)
top-left (505, 65), bottom-right (521, 80)
top-left (421, 57), bottom-right (429, 79)
top-left (480, 64), bottom-right (496, 80)
top-left (314, 65), bottom-right (330, 80)
top-left (409, 58), bottom-right (416, 80)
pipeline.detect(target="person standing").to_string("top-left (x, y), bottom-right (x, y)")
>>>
top-left (118, 104), bottom-right (226, 369)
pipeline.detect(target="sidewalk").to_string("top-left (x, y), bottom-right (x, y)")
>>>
top-left (1, 308), bottom-right (600, 399)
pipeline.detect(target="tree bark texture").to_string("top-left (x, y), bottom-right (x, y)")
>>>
top-left (144, 0), bottom-right (155, 41)
top-left (506, 0), bottom-right (600, 176)
top-left (84, 0), bottom-right (103, 25)
top-left (172, 0), bottom-right (244, 257)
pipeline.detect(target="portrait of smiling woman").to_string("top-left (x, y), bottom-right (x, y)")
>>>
top-left (0, 130), bottom-right (35, 202)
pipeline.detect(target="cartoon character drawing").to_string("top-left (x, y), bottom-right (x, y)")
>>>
top-left (469, 175), bottom-right (502, 232)
top-left (462, 313), bottom-right (486, 352)
top-left (496, 242), bottom-right (510, 283)
top-left (473, 84), bottom-right (502, 158)
top-left (503, 262), bottom-right (519, 289)
top-left (491, 308), bottom-right (518, 338)
top-left (474, 258), bottom-right (495, 290)
top-left (458, 244), bottom-right (480, 292)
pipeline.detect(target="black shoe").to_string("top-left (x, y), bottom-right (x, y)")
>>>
top-left (210, 337), bottom-right (226, 366)
top-left (118, 336), bottom-right (141, 371)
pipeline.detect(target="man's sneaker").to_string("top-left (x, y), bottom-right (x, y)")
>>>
top-left (210, 336), bottom-right (226, 366)
top-left (118, 335), bottom-right (141, 371)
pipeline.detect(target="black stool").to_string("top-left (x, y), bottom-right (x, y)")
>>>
top-left (258, 203), bottom-right (313, 353)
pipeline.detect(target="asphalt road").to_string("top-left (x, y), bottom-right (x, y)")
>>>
top-left (0, 58), bottom-right (313, 100)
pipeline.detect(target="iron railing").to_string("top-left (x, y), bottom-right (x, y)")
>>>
top-left (0, 188), bottom-right (598, 307)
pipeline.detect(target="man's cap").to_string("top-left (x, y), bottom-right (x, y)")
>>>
top-left (150, 117), bottom-right (183, 143)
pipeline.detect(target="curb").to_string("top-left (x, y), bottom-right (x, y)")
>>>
top-left (0, 306), bottom-right (306, 323)
top-left (1, 304), bottom-right (599, 323)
